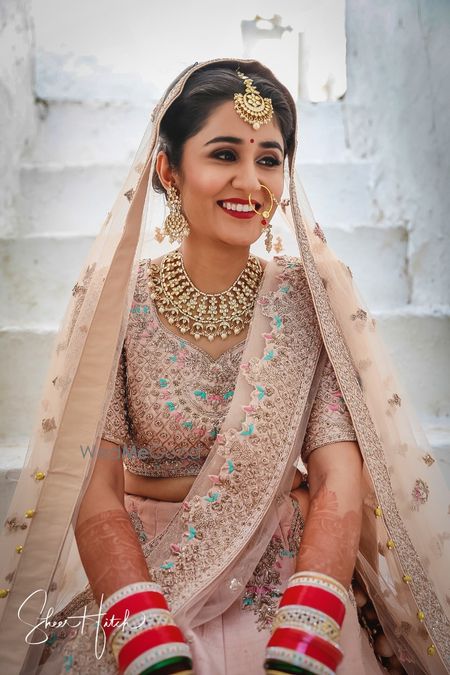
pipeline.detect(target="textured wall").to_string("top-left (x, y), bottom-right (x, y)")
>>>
top-left (0, 0), bottom-right (36, 235)
top-left (344, 0), bottom-right (450, 307)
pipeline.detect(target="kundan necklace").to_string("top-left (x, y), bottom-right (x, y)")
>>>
top-left (147, 249), bottom-right (263, 342)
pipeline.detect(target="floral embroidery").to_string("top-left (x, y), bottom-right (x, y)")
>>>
top-left (351, 308), bottom-right (370, 333)
top-left (124, 187), bottom-right (135, 202)
top-left (42, 417), bottom-right (57, 433)
top-left (411, 479), bottom-right (430, 511)
top-left (4, 517), bottom-right (28, 532)
top-left (241, 533), bottom-right (284, 630)
top-left (313, 222), bottom-right (327, 243)
top-left (387, 394), bottom-right (402, 415)
top-left (241, 496), bottom-right (304, 631)
top-left (38, 603), bottom-right (118, 674)
top-left (71, 283), bottom-right (83, 297)
top-left (54, 261), bottom-right (98, 355)
top-left (351, 309), bottom-right (368, 322)
top-left (388, 393), bottom-right (402, 407)
top-left (327, 389), bottom-right (347, 414)
top-left (128, 510), bottom-right (149, 544)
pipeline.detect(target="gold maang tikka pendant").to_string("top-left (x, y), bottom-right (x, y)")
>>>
top-left (234, 70), bottom-right (274, 130)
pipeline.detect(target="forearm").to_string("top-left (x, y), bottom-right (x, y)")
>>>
top-left (75, 482), bottom-right (152, 607)
top-left (294, 447), bottom-right (363, 589)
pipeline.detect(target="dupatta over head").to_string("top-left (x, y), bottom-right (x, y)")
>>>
top-left (0, 58), bottom-right (448, 675)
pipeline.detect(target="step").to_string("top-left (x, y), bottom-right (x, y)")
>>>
top-left (17, 163), bottom-right (126, 236)
top-left (0, 234), bottom-right (94, 325)
top-left (0, 309), bottom-right (448, 441)
top-left (25, 101), bottom-right (150, 167)
top-left (325, 224), bottom-right (409, 308)
top-left (297, 160), bottom-right (374, 228)
top-left (375, 308), bottom-right (450, 419)
top-left (1, 223), bottom-right (407, 332)
top-left (24, 100), bottom-right (352, 168)
top-left (17, 158), bottom-right (374, 237)
top-left (0, 327), bottom-right (55, 441)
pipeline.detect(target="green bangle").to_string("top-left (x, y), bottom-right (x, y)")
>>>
top-left (140, 655), bottom-right (193, 675)
top-left (265, 658), bottom-right (314, 675)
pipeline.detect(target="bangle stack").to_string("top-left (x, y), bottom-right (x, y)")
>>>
top-left (264, 571), bottom-right (348, 675)
top-left (101, 581), bottom-right (193, 674)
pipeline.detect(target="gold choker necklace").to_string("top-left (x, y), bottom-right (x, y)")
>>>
top-left (147, 250), bottom-right (263, 342)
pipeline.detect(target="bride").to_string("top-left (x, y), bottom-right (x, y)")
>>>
top-left (0, 59), bottom-right (448, 675)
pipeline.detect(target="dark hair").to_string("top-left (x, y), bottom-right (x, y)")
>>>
top-left (152, 61), bottom-right (295, 193)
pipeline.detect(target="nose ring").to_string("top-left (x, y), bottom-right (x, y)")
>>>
top-left (248, 184), bottom-right (275, 222)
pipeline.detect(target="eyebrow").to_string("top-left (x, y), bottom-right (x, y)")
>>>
top-left (204, 136), bottom-right (284, 153)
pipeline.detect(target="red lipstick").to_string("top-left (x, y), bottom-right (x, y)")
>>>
top-left (217, 197), bottom-right (261, 220)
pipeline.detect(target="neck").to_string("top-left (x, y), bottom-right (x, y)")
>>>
top-left (178, 237), bottom-right (252, 293)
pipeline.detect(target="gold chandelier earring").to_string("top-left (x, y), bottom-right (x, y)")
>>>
top-left (249, 184), bottom-right (275, 253)
top-left (161, 184), bottom-right (191, 244)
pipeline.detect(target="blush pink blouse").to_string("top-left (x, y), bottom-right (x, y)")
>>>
top-left (101, 258), bottom-right (357, 477)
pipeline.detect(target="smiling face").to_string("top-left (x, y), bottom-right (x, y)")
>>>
top-left (156, 100), bottom-right (285, 250)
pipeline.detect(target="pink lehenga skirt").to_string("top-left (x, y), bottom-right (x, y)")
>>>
top-left (35, 493), bottom-right (383, 675)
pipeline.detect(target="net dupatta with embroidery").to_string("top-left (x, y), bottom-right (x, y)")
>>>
top-left (0, 59), bottom-right (448, 675)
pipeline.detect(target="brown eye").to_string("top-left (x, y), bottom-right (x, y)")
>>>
top-left (258, 156), bottom-right (282, 167)
top-left (213, 149), bottom-right (237, 161)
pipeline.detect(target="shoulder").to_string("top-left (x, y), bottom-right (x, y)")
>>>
top-left (272, 254), bottom-right (316, 315)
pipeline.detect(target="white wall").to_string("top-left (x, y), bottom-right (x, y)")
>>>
top-left (0, 0), bottom-right (36, 235)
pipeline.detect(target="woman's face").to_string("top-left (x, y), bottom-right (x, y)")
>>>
top-left (158, 99), bottom-right (286, 250)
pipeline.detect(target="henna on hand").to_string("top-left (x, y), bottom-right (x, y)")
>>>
top-left (75, 508), bottom-right (152, 606)
top-left (294, 483), bottom-right (362, 588)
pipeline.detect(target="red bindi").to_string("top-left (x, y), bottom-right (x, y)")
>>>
top-left (250, 138), bottom-right (255, 143)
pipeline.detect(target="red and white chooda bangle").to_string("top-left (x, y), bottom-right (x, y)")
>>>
top-left (100, 581), bottom-right (193, 674)
top-left (265, 571), bottom-right (348, 675)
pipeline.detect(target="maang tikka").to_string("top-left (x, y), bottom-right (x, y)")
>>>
top-left (160, 184), bottom-right (190, 244)
top-left (234, 69), bottom-right (274, 130)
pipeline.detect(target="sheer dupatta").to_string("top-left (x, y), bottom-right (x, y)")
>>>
top-left (0, 59), bottom-right (448, 675)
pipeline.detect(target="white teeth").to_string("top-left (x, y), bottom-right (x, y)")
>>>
top-left (220, 201), bottom-right (253, 213)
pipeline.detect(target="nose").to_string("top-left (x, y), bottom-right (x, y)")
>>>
top-left (230, 162), bottom-right (263, 202)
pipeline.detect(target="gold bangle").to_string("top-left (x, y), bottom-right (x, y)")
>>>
top-left (272, 605), bottom-right (341, 643)
top-left (288, 571), bottom-right (348, 603)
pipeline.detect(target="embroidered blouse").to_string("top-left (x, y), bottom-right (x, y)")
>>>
top-left (101, 257), bottom-right (357, 477)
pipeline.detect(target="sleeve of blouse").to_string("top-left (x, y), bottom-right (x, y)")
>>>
top-left (301, 354), bottom-right (357, 464)
top-left (101, 346), bottom-right (133, 447)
